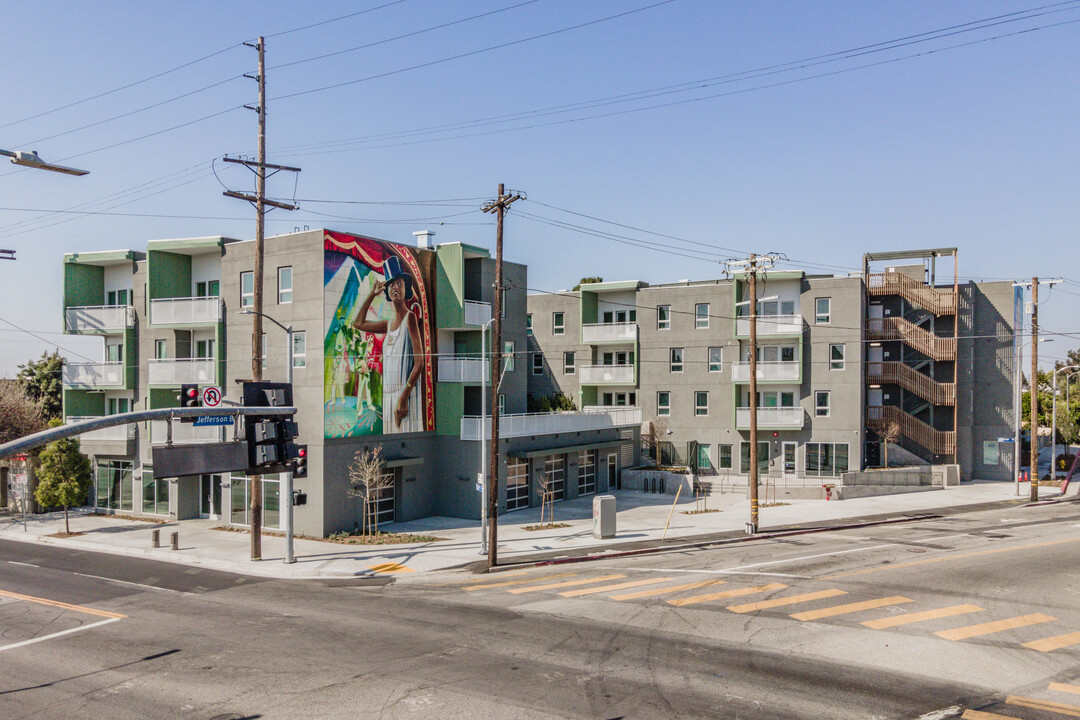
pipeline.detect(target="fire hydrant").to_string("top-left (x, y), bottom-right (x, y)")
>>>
top-left (823, 484), bottom-right (836, 501)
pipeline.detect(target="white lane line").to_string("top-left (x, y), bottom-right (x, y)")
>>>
top-left (73, 573), bottom-right (193, 595)
top-left (7, 561), bottom-right (40, 568)
top-left (0, 617), bottom-right (122, 653)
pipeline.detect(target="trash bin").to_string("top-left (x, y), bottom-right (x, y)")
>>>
top-left (593, 495), bottom-right (616, 539)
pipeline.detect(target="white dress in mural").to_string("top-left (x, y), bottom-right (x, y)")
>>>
top-left (383, 311), bottom-right (422, 434)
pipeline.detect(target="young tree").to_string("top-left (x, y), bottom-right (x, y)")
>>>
top-left (0, 380), bottom-right (47, 445)
top-left (34, 428), bottom-right (92, 535)
top-left (881, 420), bottom-right (901, 468)
top-left (347, 446), bottom-right (392, 537)
top-left (17, 351), bottom-right (64, 421)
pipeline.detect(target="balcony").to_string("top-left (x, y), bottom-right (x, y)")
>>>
top-left (149, 296), bottom-right (222, 326)
top-left (149, 419), bottom-right (224, 445)
top-left (67, 416), bottom-right (136, 456)
top-left (63, 362), bottom-right (124, 389)
top-left (148, 358), bottom-right (216, 386)
top-left (581, 322), bottom-right (637, 344)
top-left (438, 356), bottom-right (489, 383)
top-left (464, 300), bottom-right (492, 327)
top-left (460, 406), bottom-right (642, 441)
top-left (579, 364), bottom-right (635, 385)
top-left (736, 314), bottom-right (802, 337)
top-left (732, 361), bottom-right (800, 383)
top-left (65, 305), bottom-right (134, 334)
top-left (735, 407), bottom-right (805, 430)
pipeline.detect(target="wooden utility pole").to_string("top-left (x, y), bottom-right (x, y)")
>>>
top-left (481, 183), bottom-right (523, 569)
top-left (1031, 276), bottom-right (1039, 502)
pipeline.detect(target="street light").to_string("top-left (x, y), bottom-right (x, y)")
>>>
top-left (479, 316), bottom-right (495, 556)
top-left (238, 308), bottom-right (296, 564)
top-left (0, 148), bottom-right (89, 176)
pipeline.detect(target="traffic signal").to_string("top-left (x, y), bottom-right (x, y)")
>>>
top-left (243, 381), bottom-right (297, 474)
top-left (291, 445), bottom-right (308, 479)
top-left (181, 384), bottom-right (200, 408)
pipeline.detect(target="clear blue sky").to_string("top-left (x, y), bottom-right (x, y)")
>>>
top-left (2, 0), bottom-right (1078, 375)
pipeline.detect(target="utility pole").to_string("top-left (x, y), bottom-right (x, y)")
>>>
top-left (223, 36), bottom-right (299, 560)
top-left (1030, 277), bottom-right (1039, 502)
top-left (481, 183), bottom-right (523, 569)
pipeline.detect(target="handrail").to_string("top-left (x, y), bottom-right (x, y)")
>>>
top-left (866, 316), bottom-right (957, 361)
top-left (867, 405), bottom-right (955, 455)
top-left (866, 272), bottom-right (956, 315)
top-left (867, 361), bottom-right (955, 406)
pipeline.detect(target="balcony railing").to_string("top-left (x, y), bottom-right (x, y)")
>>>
top-left (67, 416), bottom-right (135, 442)
top-left (579, 364), bottom-right (635, 385)
top-left (735, 407), bottom-right (805, 430)
top-left (63, 362), bottom-right (124, 388)
top-left (732, 361), bottom-right (800, 383)
top-left (148, 358), bottom-right (216, 386)
top-left (149, 296), bottom-right (222, 325)
top-left (464, 300), bottom-right (492, 326)
top-left (65, 305), bottom-right (134, 333)
top-left (736, 314), bottom-right (802, 337)
top-left (461, 407), bottom-right (642, 440)
top-left (438, 356), bottom-right (489, 383)
top-left (149, 420), bottom-right (224, 445)
top-left (581, 322), bottom-right (637, 344)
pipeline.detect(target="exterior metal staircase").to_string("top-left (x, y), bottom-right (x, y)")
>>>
top-left (867, 405), bottom-right (955, 456)
top-left (867, 272), bottom-right (957, 315)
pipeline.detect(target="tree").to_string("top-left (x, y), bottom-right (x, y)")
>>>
top-left (34, 424), bottom-right (92, 535)
top-left (17, 351), bottom-right (64, 421)
top-left (0, 380), bottom-right (47, 445)
top-left (881, 420), bottom-right (901, 468)
top-left (572, 277), bottom-right (603, 291)
top-left (347, 446), bottom-right (392, 537)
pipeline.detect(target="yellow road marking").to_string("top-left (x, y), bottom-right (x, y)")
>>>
top-left (559, 577), bottom-right (673, 598)
top-left (0, 588), bottom-right (126, 619)
top-left (861, 604), bottom-right (984, 630)
top-left (1050, 683), bottom-right (1080, 695)
top-left (367, 562), bottom-right (414, 574)
top-left (727, 589), bottom-right (848, 614)
top-left (507, 574), bottom-right (626, 594)
top-left (1024, 629), bottom-right (1080, 652)
top-left (610, 579), bottom-right (728, 601)
top-left (961, 710), bottom-right (1015, 719)
top-left (936, 613), bottom-right (1057, 641)
top-left (820, 536), bottom-right (1080, 580)
top-left (1007, 694), bottom-right (1080, 717)
top-left (434, 570), bottom-right (529, 586)
top-left (463, 572), bottom-right (578, 591)
top-left (791, 596), bottom-right (912, 621)
top-left (668, 583), bottom-right (788, 608)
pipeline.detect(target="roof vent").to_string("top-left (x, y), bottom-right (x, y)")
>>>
top-left (413, 230), bottom-right (435, 249)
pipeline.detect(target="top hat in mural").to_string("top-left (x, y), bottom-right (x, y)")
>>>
top-left (381, 254), bottom-right (414, 301)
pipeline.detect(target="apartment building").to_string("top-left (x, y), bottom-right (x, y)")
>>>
top-left (61, 229), bottom-right (640, 536)
top-left (527, 251), bottom-right (1017, 485)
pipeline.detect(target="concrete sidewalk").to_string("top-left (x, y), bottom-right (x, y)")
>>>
top-left (0, 481), bottom-right (1052, 581)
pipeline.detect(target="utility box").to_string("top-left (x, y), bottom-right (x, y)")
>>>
top-left (593, 495), bottom-right (616, 539)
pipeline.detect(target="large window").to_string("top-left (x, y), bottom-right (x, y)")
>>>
top-left (695, 391), bottom-right (709, 416)
top-left (507, 459), bottom-right (529, 510)
top-left (542, 455), bottom-right (566, 501)
top-left (805, 443), bottom-right (849, 477)
top-left (740, 441), bottom-right (771, 474)
top-left (292, 331), bottom-right (307, 368)
top-left (532, 352), bottom-right (544, 376)
top-left (142, 467), bottom-right (168, 516)
top-left (278, 266), bottom-right (293, 304)
top-left (95, 461), bottom-right (134, 512)
top-left (695, 303), bottom-right (709, 329)
top-left (365, 472), bottom-right (395, 529)
top-left (229, 474), bottom-right (282, 529)
top-left (696, 444), bottom-right (712, 472)
top-left (563, 351), bottom-right (575, 374)
top-left (195, 281), bottom-right (220, 298)
top-left (815, 297), bottom-right (831, 324)
top-left (657, 305), bottom-right (670, 330)
top-left (552, 312), bottom-right (564, 335)
top-left (240, 271), bottom-right (254, 308)
top-left (815, 391), bottom-right (831, 417)
top-left (709, 347), bottom-right (723, 373)
top-left (830, 343), bottom-right (845, 370)
top-left (657, 391), bottom-right (670, 416)
top-left (718, 444), bottom-right (733, 469)
top-left (670, 348), bottom-right (684, 373)
top-left (577, 450), bottom-right (596, 495)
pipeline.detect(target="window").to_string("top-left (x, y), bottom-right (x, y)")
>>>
top-left (552, 311), bottom-right (564, 335)
top-left (503, 341), bottom-right (515, 372)
top-left (718, 444), bottom-right (733, 469)
top-left (603, 310), bottom-right (614, 324)
top-left (563, 351), bottom-right (575, 374)
top-left (781, 391), bottom-right (795, 407)
top-left (670, 348), bottom-right (683, 373)
top-left (815, 390), bottom-right (830, 417)
top-left (657, 305), bottom-right (670, 330)
top-left (142, 467), bottom-right (169, 516)
top-left (532, 352), bottom-right (544, 376)
top-left (154, 339), bottom-right (167, 360)
top-left (695, 391), bottom-right (709, 416)
top-left (262, 332), bottom-right (267, 370)
top-left (94, 461), bottom-right (133, 512)
top-left (500, 289), bottom-right (506, 318)
top-left (526, 314), bottom-right (533, 335)
top-left (805, 443), bottom-right (849, 477)
top-left (507, 459), bottom-right (529, 510)
top-left (695, 303), bottom-right (709, 329)
top-left (696, 444), bottom-right (712, 472)
top-left (107, 397), bottom-right (130, 415)
top-left (740, 441), bottom-right (771, 474)
top-left (195, 339), bottom-right (215, 359)
top-left (292, 331), bottom-right (306, 368)
top-left (657, 391), bottom-right (670, 416)
top-left (498, 394), bottom-right (506, 414)
top-left (815, 297), bottom-right (831, 324)
top-left (241, 271), bottom-right (254, 308)
top-left (709, 347), bottom-right (723, 372)
top-left (195, 281), bottom-right (219, 298)
top-left (830, 343), bottom-right (845, 370)
top-left (542, 455), bottom-right (566, 501)
top-left (781, 300), bottom-right (795, 316)
top-left (106, 342), bottom-right (123, 364)
top-left (107, 289), bottom-right (130, 306)
top-left (578, 450), bottom-right (597, 495)
top-left (278, 266), bottom-right (293, 304)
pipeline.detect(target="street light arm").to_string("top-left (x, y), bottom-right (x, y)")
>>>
top-left (238, 308), bottom-right (290, 334)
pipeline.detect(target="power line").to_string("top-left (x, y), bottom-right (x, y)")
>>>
top-left (266, 0), bottom-right (413, 38)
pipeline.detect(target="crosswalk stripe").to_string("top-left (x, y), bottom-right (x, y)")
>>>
top-left (1024, 629), bottom-right (1080, 652)
top-left (559, 577), bottom-right (674, 598)
top-left (668, 583), bottom-right (788, 608)
top-left (463, 572), bottom-right (578, 591)
top-left (790, 596), bottom-right (912, 622)
top-left (727, 589), bottom-right (847, 614)
top-left (610, 579), bottom-right (728, 601)
top-left (435, 570), bottom-right (530, 587)
top-left (507, 574), bottom-right (627, 594)
top-left (935, 614), bottom-right (1057, 641)
top-left (367, 563), bottom-right (414, 574)
top-left (1049, 683), bottom-right (1080, 695)
top-left (1007, 694), bottom-right (1080, 717)
top-left (861, 604), bottom-right (984, 630)
top-left (961, 710), bottom-right (1015, 719)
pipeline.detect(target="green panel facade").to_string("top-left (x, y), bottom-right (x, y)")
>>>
top-left (579, 290), bottom-right (598, 327)
top-left (147, 250), bottom-right (191, 300)
top-left (63, 262), bottom-right (104, 309)
top-left (435, 244), bottom-right (464, 329)
top-left (63, 389), bottom-right (105, 418)
top-left (435, 383), bottom-right (464, 436)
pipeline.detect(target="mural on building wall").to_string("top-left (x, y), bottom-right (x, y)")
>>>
top-left (324, 231), bottom-right (435, 437)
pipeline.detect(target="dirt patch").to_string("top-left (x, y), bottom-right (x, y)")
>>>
top-left (212, 526), bottom-right (446, 545)
top-left (682, 508), bottom-right (720, 515)
top-left (91, 511), bottom-right (168, 524)
top-left (760, 502), bottom-right (791, 508)
top-left (46, 531), bottom-right (85, 538)
top-left (523, 523), bottom-right (572, 531)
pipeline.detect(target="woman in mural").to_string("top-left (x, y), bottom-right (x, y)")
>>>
top-left (352, 255), bottom-right (425, 433)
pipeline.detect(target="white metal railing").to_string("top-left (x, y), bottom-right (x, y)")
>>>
top-left (437, 356), bottom-right (489, 383)
top-left (579, 364), bottom-right (635, 384)
top-left (149, 419), bottom-right (224, 445)
top-left (148, 358), bottom-right (216, 385)
top-left (63, 362), bottom-right (124, 388)
top-left (65, 305), bottom-right (134, 333)
top-left (736, 314), bottom-right (802, 336)
top-left (67, 416), bottom-right (135, 442)
top-left (732, 361), bottom-right (800, 382)
top-left (735, 407), bottom-right (805, 429)
top-left (582, 322), bottom-right (637, 344)
top-left (464, 300), bottom-right (492, 326)
top-left (149, 296), bottom-right (222, 325)
top-left (461, 407), bottom-right (642, 440)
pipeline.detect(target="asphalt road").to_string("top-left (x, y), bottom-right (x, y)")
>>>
top-left (3, 500), bottom-right (1080, 719)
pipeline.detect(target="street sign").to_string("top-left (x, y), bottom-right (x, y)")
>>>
top-left (476, 482), bottom-right (483, 493)
top-left (194, 415), bottom-right (234, 427)
top-left (201, 386), bottom-right (222, 407)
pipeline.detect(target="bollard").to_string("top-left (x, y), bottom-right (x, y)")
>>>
top-left (170, 531), bottom-right (179, 551)
top-left (151, 528), bottom-right (160, 548)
